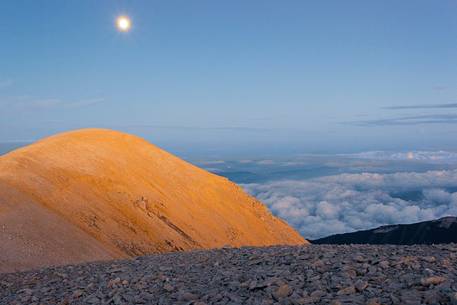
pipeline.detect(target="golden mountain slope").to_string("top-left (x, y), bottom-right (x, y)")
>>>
top-left (0, 129), bottom-right (306, 272)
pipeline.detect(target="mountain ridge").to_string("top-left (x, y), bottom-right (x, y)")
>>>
top-left (311, 216), bottom-right (457, 245)
top-left (0, 128), bottom-right (306, 273)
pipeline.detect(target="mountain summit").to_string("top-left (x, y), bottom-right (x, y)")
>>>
top-left (0, 129), bottom-right (306, 272)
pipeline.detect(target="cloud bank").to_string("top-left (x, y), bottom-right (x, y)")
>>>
top-left (347, 114), bottom-right (457, 126)
top-left (342, 151), bottom-right (457, 164)
top-left (0, 96), bottom-right (105, 110)
top-left (382, 103), bottom-right (457, 110)
top-left (243, 169), bottom-right (457, 239)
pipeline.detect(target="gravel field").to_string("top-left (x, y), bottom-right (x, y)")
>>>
top-left (1, 244), bottom-right (457, 305)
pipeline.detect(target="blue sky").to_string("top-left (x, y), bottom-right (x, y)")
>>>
top-left (1, 1), bottom-right (457, 156)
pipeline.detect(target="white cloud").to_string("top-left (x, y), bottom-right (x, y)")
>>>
top-left (243, 169), bottom-right (457, 239)
top-left (27, 97), bottom-right (105, 109)
top-left (423, 188), bottom-right (452, 204)
top-left (197, 160), bottom-right (226, 165)
top-left (342, 151), bottom-right (457, 164)
top-left (238, 160), bottom-right (253, 164)
top-left (0, 96), bottom-right (105, 110)
top-left (316, 201), bottom-right (340, 219)
top-left (257, 160), bottom-right (275, 165)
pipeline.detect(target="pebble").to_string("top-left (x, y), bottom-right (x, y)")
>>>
top-left (72, 289), bottom-right (83, 298)
top-left (337, 286), bottom-right (356, 295)
top-left (273, 284), bottom-right (292, 300)
top-left (179, 292), bottom-right (198, 301)
top-left (366, 298), bottom-right (381, 305)
top-left (163, 283), bottom-right (174, 292)
top-left (84, 295), bottom-right (101, 304)
top-left (107, 277), bottom-right (121, 288)
top-left (421, 276), bottom-right (446, 286)
top-left (310, 290), bottom-right (326, 299)
top-left (379, 260), bottom-right (390, 269)
top-left (355, 280), bottom-right (368, 292)
top-left (450, 292), bottom-right (457, 305)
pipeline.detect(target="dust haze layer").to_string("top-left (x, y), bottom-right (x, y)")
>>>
top-left (0, 129), bottom-right (306, 273)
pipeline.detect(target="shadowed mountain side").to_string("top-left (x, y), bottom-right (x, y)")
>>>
top-left (311, 216), bottom-right (457, 245)
top-left (0, 129), bottom-right (306, 273)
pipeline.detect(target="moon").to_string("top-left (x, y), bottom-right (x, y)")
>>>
top-left (116, 16), bottom-right (132, 32)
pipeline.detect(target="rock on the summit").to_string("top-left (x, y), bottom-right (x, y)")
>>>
top-left (450, 292), bottom-right (457, 305)
top-left (178, 292), bottom-right (199, 301)
top-left (1, 244), bottom-right (456, 305)
top-left (366, 298), bottom-right (381, 305)
top-left (337, 286), bottom-right (356, 295)
top-left (421, 276), bottom-right (446, 286)
top-left (273, 284), bottom-right (292, 300)
top-left (355, 279), bottom-right (368, 292)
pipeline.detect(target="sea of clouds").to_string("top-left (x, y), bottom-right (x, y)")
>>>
top-left (243, 169), bottom-right (457, 239)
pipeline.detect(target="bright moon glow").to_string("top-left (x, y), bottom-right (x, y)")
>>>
top-left (116, 16), bottom-right (131, 32)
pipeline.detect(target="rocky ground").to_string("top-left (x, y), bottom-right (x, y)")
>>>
top-left (1, 244), bottom-right (457, 305)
